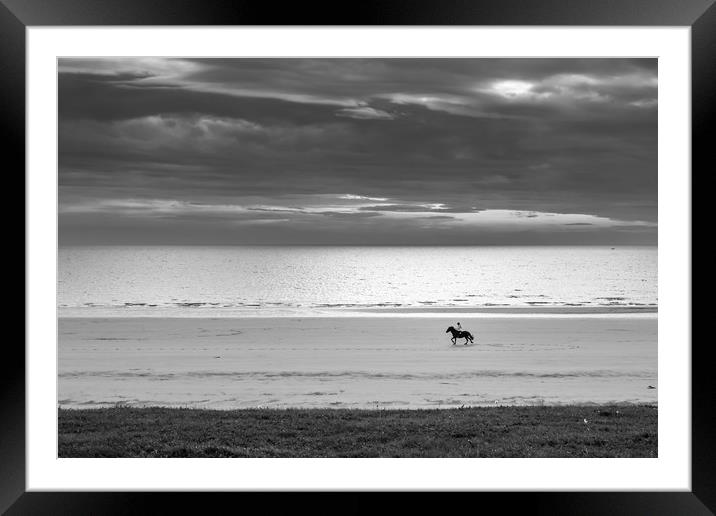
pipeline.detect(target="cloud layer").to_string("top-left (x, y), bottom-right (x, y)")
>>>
top-left (58, 58), bottom-right (657, 245)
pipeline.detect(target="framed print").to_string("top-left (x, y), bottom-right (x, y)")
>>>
top-left (8, 0), bottom-right (711, 513)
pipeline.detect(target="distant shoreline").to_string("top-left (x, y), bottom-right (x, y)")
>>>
top-left (58, 304), bottom-right (658, 319)
top-left (58, 405), bottom-right (658, 458)
top-left (350, 305), bottom-right (657, 314)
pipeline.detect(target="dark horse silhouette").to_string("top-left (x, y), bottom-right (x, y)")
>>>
top-left (446, 326), bottom-right (474, 345)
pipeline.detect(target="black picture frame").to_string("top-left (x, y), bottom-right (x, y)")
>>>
top-left (6, 0), bottom-right (710, 513)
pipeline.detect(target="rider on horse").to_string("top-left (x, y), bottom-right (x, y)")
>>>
top-left (446, 324), bottom-right (474, 345)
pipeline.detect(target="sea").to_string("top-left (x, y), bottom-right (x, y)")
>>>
top-left (59, 245), bottom-right (657, 317)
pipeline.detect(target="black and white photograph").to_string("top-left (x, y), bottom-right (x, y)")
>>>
top-left (57, 57), bottom-right (658, 458)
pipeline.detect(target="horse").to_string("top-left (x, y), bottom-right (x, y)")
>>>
top-left (446, 326), bottom-right (474, 345)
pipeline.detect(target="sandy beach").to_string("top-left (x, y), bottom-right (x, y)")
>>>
top-left (59, 314), bottom-right (657, 409)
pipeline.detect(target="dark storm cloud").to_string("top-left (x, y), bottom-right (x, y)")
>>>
top-left (58, 58), bottom-right (657, 245)
top-left (59, 72), bottom-right (343, 123)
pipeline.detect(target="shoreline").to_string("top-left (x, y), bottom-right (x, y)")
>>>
top-left (58, 405), bottom-right (658, 458)
top-left (58, 304), bottom-right (658, 319)
top-left (350, 305), bottom-right (657, 314)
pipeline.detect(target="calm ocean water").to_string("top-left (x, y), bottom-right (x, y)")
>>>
top-left (58, 246), bottom-right (657, 317)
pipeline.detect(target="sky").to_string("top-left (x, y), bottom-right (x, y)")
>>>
top-left (58, 58), bottom-right (657, 245)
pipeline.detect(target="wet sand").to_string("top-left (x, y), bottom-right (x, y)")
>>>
top-left (58, 315), bottom-right (657, 409)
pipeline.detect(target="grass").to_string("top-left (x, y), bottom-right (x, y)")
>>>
top-left (58, 405), bottom-right (657, 458)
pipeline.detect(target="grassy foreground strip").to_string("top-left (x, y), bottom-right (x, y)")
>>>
top-left (59, 405), bottom-right (657, 458)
